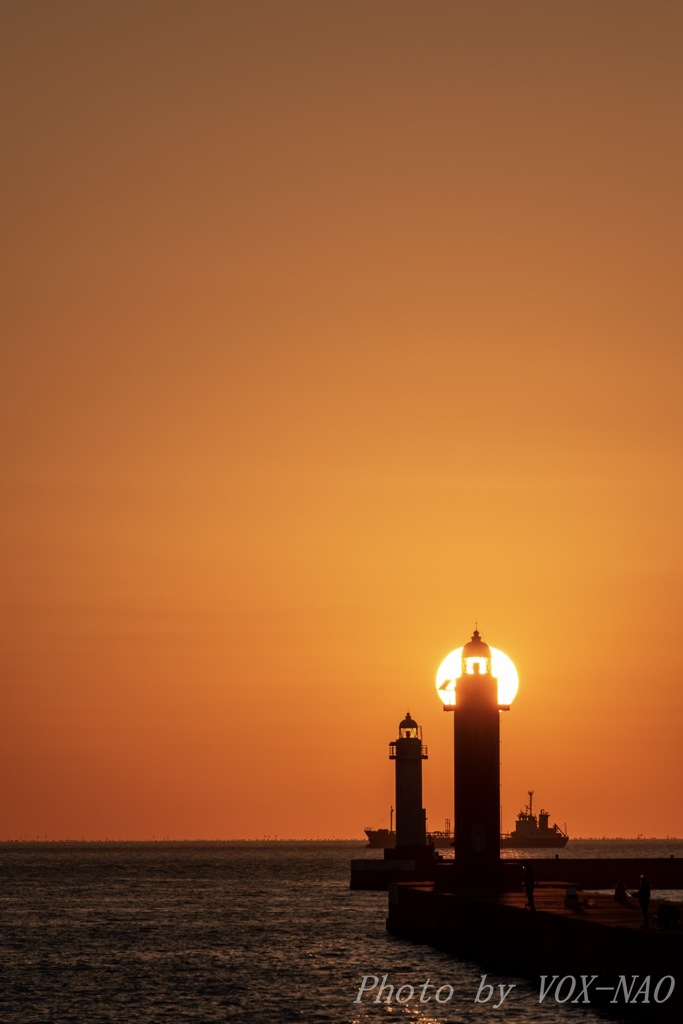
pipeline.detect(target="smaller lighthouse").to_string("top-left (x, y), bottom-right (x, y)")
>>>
top-left (389, 712), bottom-right (428, 850)
top-left (350, 712), bottom-right (436, 887)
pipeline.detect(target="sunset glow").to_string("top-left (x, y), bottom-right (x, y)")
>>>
top-left (3, 1), bottom-right (683, 841)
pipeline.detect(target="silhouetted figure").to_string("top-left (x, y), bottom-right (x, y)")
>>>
top-left (614, 879), bottom-right (628, 903)
top-left (637, 874), bottom-right (651, 928)
top-left (523, 862), bottom-right (535, 911)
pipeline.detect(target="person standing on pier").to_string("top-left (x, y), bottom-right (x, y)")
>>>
top-left (637, 874), bottom-right (651, 928)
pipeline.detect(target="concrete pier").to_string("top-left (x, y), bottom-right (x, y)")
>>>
top-left (387, 879), bottom-right (683, 1023)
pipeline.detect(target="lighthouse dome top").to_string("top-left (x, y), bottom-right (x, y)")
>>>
top-left (462, 628), bottom-right (491, 662)
top-left (398, 711), bottom-right (420, 739)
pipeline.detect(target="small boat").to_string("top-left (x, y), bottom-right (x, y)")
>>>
top-left (500, 790), bottom-right (569, 848)
top-left (364, 808), bottom-right (454, 849)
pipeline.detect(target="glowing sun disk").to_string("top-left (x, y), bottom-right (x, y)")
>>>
top-left (436, 646), bottom-right (519, 707)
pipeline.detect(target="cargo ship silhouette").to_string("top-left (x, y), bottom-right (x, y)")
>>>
top-left (365, 791), bottom-right (568, 849)
top-left (364, 807), bottom-right (454, 849)
top-left (501, 790), bottom-right (569, 848)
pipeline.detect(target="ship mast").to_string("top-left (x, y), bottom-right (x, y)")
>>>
top-left (528, 790), bottom-right (534, 817)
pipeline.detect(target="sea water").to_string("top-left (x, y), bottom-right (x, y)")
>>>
top-left (1, 839), bottom-right (680, 1023)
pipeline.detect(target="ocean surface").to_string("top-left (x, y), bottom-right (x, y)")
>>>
top-left (1, 839), bottom-right (681, 1024)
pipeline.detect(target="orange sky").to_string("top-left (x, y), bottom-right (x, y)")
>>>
top-left (2, 0), bottom-right (682, 840)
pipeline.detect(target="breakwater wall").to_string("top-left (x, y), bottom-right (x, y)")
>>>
top-left (489, 857), bottom-right (683, 891)
top-left (352, 855), bottom-right (683, 892)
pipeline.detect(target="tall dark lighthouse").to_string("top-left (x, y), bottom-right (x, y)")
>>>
top-left (389, 712), bottom-right (428, 849)
top-left (439, 629), bottom-right (514, 879)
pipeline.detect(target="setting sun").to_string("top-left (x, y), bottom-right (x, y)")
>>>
top-left (436, 645), bottom-right (519, 707)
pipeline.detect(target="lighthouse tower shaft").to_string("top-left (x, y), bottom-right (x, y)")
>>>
top-left (389, 714), bottom-right (428, 848)
top-left (453, 666), bottom-right (501, 872)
